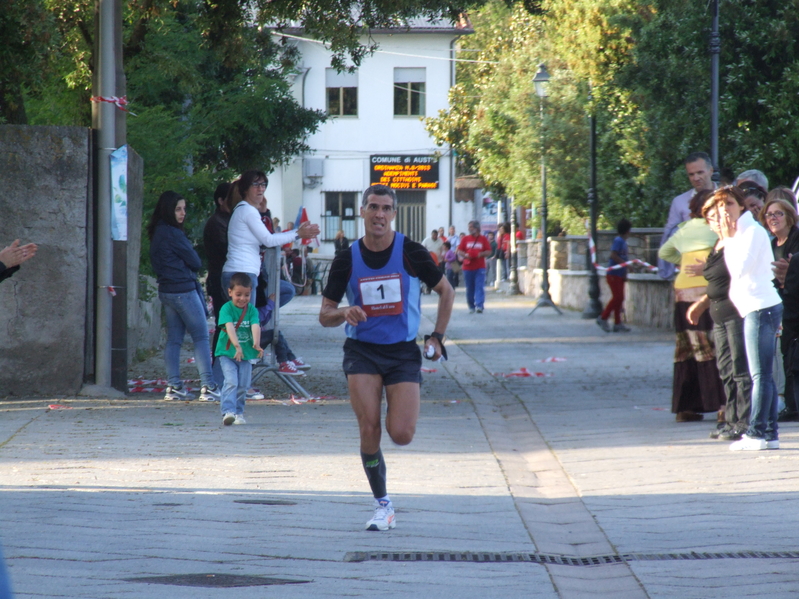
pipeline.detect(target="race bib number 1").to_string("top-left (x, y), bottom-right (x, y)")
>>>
top-left (359, 273), bottom-right (403, 316)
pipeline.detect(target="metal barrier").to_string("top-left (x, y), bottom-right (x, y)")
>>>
top-left (250, 247), bottom-right (312, 398)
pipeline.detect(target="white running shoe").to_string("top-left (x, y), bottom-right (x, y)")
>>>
top-left (730, 434), bottom-right (767, 451)
top-left (766, 439), bottom-right (780, 450)
top-left (246, 388), bottom-right (265, 400)
top-left (198, 385), bottom-right (220, 402)
top-left (164, 385), bottom-right (193, 401)
top-left (233, 414), bottom-right (247, 425)
top-left (365, 499), bottom-right (395, 531)
top-left (222, 412), bottom-right (236, 426)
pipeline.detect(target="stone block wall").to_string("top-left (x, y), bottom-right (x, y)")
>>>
top-left (0, 126), bottom-right (91, 396)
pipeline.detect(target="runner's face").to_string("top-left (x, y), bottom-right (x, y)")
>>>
top-left (228, 284), bottom-right (251, 309)
top-left (361, 194), bottom-right (396, 236)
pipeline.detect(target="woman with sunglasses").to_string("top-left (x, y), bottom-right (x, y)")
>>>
top-left (221, 170), bottom-right (319, 302)
top-left (712, 187), bottom-right (783, 450)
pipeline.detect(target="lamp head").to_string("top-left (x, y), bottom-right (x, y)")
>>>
top-left (533, 63), bottom-right (550, 98)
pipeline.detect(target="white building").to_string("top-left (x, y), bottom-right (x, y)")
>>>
top-left (267, 21), bottom-right (477, 253)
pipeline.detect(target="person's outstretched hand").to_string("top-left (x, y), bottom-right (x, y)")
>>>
top-left (0, 240), bottom-right (37, 268)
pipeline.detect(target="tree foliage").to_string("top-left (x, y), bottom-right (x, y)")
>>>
top-left (427, 0), bottom-right (799, 233)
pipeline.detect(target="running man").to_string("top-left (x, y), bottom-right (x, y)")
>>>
top-left (320, 184), bottom-right (455, 531)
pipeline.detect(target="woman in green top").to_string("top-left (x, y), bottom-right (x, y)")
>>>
top-left (658, 190), bottom-right (726, 423)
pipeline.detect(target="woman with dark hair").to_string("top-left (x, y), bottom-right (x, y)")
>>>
top-left (737, 182), bottom-right (768, 219)
top-left (713, 187), bottom-right (783, 450)
top-left (149, 191), bottom-right (219, 401)
top-left (221, 170), bottom-right (319, 302)
top-left (658, 190), bottom-right (726, 422)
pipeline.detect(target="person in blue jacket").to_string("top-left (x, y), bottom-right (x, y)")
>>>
top-left (148, 191), bottom-right (220, 402)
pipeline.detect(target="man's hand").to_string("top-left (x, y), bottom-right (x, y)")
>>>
top-left (341, 306), bottom-right (368, 326)
top-left (320, 297), bottom-right (368, 328)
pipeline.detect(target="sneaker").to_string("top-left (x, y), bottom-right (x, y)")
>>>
top-left (291, 357), bottom-right (312, 370)
top-left (719, 426), bottom-right (744, 441)
top-left (766, 439), bottom-right (780, 450)
top-left (233, 414), bottom-right (247, 425)
top-left (365, 498), bottom-right (395, 531)
top-left (164, 385), bottom-right (193, 401)
top-left (476, 307), bottom-right (483, 313)
top-left (198, 385), bottom-right (220, 402)
top-left (278, 361), bottom-right (304, 376)
top-left (469, 309), bottom-right (475, 314)
top-left (596, 317), bottom-right (611, 333)
top-left (612, 323), bottom-right (631, 333)
top-left (246, 388), bottom-right (265, 400)
top-left (222, 412), bottom-right (236, 426)
top-left (730, 434), bottom-right (767, 451)
top-left (709, 423), bottom-right (729, 440)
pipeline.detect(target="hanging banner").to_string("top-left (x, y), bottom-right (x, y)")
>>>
top-left (110, 145), bottom-right (128, 241)
top-left (370, 155), bottom-right (439, 189)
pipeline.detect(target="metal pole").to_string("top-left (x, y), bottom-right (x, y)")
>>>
top-left (710, 0), bottom-right (721, 184)
top-left (508, 198), bottom-right (520, 294)
top-left (582, 88), bottom-right (602, 318)
top-left (94, 0), bottom-right (116, 390)
top-left (530, 95), bottom-right (562, 316)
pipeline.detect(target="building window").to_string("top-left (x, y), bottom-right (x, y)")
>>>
top-left (394, 68), bottom-right (426, 116)
top-left (323, 192), bottom-right (358, 240)
top-left (326, 68), bottom-right (358, 116)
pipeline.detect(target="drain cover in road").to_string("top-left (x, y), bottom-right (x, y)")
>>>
top-left (126, 574), bottom-right (311, 587)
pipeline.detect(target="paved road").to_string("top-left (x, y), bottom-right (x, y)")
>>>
top-left (2, 289), bottom-right (799, 598)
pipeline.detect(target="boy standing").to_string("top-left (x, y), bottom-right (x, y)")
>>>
top-left (216, 272), bottom-right (263, 425)
top-left (597, 219), bottom-right (632, 333)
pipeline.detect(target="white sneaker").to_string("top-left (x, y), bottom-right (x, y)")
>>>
top-left (246, 388), bottom-right (265, 400)
top-left (365, 499), bottom-right (395, 531)
top-left (233, 414), bottom-right (247, 425)
top-left (730, 434), bottom-right (767, 451)
top-left (222, 412), bottom-right (236, 426)
top-left (164, 385), bottom-right (194, 401)
top-left (766, 439), bottom-right (780, 450)
top-left (198, 385), bottom-right (220, 402)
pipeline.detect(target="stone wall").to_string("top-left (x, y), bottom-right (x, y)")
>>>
top-left (0, 126), bottom-right (92, 396)
top-left (517, 268), bottom-right (675, 330)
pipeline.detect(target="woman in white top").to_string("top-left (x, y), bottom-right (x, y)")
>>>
top-left (221, 170), bottom-right (319, 303)
top-left (714, 186), bottom-right (783, 451)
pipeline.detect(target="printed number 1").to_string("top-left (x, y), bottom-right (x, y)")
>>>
top-left (377, 284), bottom-right (385, 299)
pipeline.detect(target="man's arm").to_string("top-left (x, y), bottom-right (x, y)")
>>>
top-left (319, 297), bottom-right (367, 328)
top-left (423, 277), bottom-right (455, 360)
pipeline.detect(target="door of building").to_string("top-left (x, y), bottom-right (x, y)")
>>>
top-left (395, 191), bottom-right (426, 243)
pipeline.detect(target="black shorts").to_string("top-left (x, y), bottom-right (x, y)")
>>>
top-left (343, 338), bottom-right (422, 386)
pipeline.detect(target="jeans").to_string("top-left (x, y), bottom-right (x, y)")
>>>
top-left (713, 316), bottom-right (752, 427)
top-left (219, 356), bottom-right (252, 416)
top-left (159, 290), bottom-right (214, 389)
top-left (743, 304), bottom-right (783, 440)
top-left (261, 329), bottom-right (295, 363)
top-left (463, 268), bottom-right (486, 311)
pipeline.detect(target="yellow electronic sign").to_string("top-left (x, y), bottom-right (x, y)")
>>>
top-left (370, 155), bottom-right (440, 190)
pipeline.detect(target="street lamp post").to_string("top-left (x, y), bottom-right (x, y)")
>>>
top-left (530, 64), bottom-right (562, 316)
top-left (508, 199), bottom-right (520, 295)
top-left (582, 87), bottom-right (602, 318)
top-left (710, 0), bottom-right (721, 185)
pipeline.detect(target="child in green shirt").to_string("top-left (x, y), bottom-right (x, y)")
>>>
top-left (215, 272), bottom-right (263, 425)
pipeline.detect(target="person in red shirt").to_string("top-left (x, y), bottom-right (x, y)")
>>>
top-left (457, 220), bottom-right (492, 313)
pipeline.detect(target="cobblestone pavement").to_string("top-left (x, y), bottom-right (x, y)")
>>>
top-left (2, 289), bottom-right (799, 598)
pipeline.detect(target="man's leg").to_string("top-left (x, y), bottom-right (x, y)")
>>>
top-left (385, 381), bottom-right (421, 446)
top-left (349, 373), bottom-right (396, 531)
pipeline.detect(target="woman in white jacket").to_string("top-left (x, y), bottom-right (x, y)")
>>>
top-left (221, 170), bottom-right (319, 302)
top-left (714, 186), bottom-right (783, 451)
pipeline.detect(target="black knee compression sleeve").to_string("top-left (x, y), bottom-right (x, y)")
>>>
top-left (360, 449), bottom-right (387, 499)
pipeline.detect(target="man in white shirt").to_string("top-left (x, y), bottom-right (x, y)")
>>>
top-left (658, 152), bottom-right (715, 279)
top-left (422, 229), bottom-right (443, 256)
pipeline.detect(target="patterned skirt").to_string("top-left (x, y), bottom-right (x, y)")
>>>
top-left (671, 287), bottom-right (726, 414)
